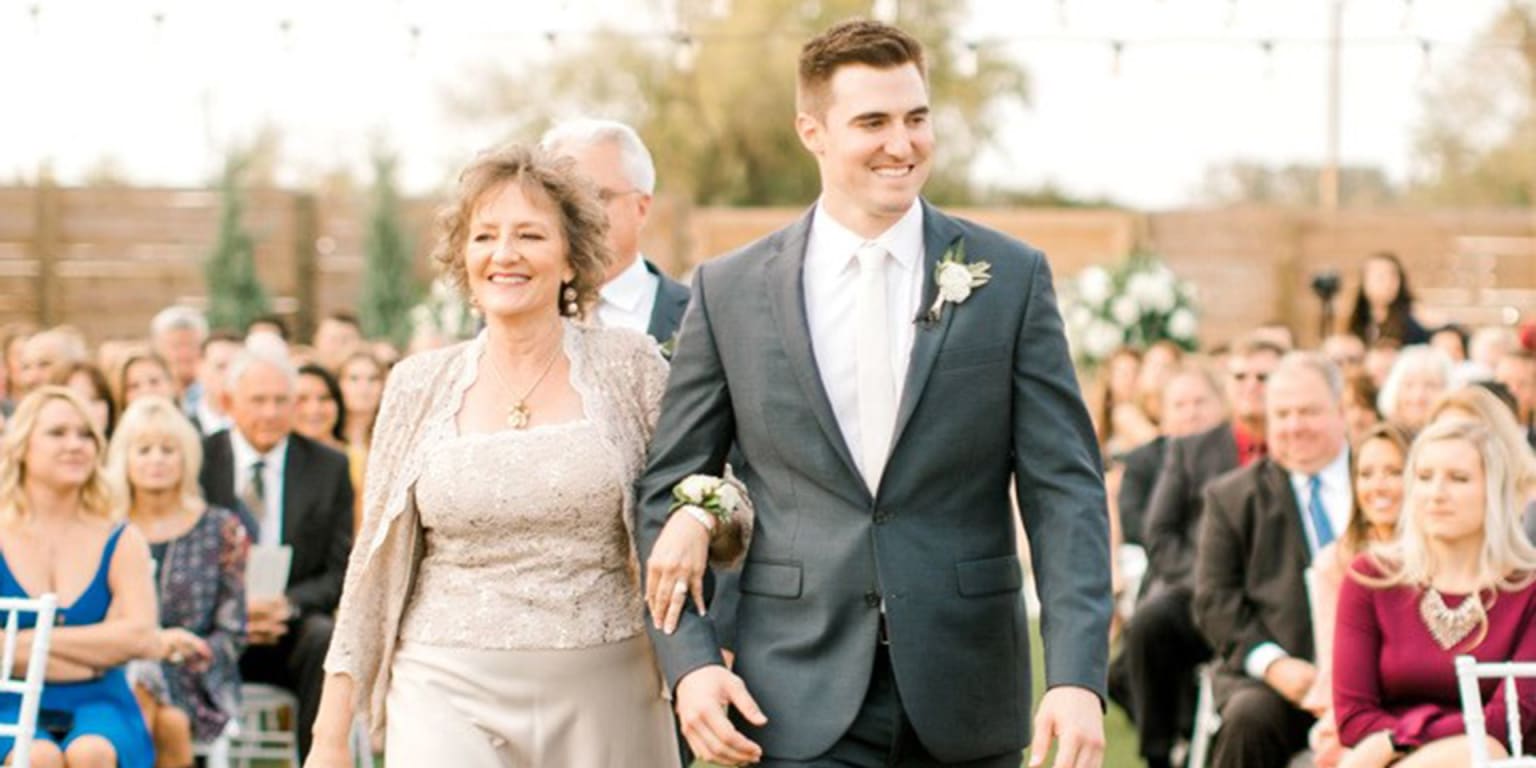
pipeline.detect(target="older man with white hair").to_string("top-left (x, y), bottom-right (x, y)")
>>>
top-left (541, 118), bottom-right (691, 346)
top-left (198, 349), bottom-right (353, 760)
top-left (151, 305), bottom-right (209, 410)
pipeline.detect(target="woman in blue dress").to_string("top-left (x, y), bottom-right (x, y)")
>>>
top-left (0, 386), bottom-right (159, 768)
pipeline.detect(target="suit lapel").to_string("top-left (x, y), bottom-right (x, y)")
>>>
top-left (1259, 461), bottom-right (1311, 568)
top-left (644, 260), bottom-right (689, 343)
top-left (208, 432), bottom-right (236, 505)
top-left (280, 438), bottom-right (305, 548)
top-left (765, 208), bottom-right (865, 489)
top-left (889, 202), bottom-right (963, 451)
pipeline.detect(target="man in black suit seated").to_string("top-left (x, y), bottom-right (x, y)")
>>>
top-left (200, 350), bottom-right (354, 759)
top-left (1194, 352), bottom-right (1352, 767)
top-left (1114, 337), bottom-right (1281, 768)
top-left (1115, 365), bottom-right (1228, 551)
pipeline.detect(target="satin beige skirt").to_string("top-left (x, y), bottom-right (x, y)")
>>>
top-left (384, 636), bottom-right (681, 768)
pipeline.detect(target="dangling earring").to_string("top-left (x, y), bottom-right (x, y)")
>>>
top-left (562, 284), bottom-right (579, 317)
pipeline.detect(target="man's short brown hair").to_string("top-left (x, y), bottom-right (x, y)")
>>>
top-left (797, 20), bottom-right (926, 116)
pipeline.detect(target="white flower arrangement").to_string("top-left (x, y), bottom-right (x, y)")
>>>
top-left (669, 473), bottom-right (742, 532)
top-left (409, 277), bottom-right (478, 342)
top-left (1061, 254), bottom-right (1200, 370)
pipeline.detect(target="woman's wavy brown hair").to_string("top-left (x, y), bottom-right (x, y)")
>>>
top-left (430, 143), bottom-right (611, 321)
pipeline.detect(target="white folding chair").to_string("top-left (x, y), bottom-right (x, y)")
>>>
top-left (1186, 662), bottom-right (1222, 768)
top-left (194, 717), bottom-right (237, 768)
top-left (1455, 656), bottom-right (1536, 767)
top-left (228, 683), bottom-right (302, 767)
top-left (0, 594), bottom-right (59, 768)
top-left (207, 683), bottom-right (373, 768)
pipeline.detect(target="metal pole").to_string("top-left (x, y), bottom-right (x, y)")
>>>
top-left (1321, 0), bottom-right (1343, 212)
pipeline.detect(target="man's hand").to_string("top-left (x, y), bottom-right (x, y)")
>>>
top-left (1028, 685), bottom-right (1105, 768)
top-left (1263, 657), bottom-right (1317, 707)
top-left (674, 664), bottom-right (767, 766)
top-left (247, 596), bottom-right (293, 646)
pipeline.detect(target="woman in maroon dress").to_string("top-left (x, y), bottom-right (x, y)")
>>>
top-left (1334, 420), bottom-right (1536, 767)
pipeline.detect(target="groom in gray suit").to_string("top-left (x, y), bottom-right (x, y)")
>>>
top-left (636, 19), bottom-right (1111, 768)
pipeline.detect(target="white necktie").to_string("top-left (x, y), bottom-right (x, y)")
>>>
top-left (855, 243), bottom-right (897, 492)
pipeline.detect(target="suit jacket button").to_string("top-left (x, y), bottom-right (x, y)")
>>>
top-left (873, 510), bottom-right (889, 524)
top-left (864, 591), bottom-right (881, 607)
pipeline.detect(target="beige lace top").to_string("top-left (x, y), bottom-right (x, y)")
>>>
top-left (400, 421), bottom-right (644, 649)
top-left (323, 322), bottom-right (748, 738)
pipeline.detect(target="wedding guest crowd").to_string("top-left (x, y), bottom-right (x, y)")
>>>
top-left (1093, 249), bottom-right (1536, 768)
top-left (0, 307), bottom-right (395, 766)
top-left (2, 41), bottom-right (1535, 764)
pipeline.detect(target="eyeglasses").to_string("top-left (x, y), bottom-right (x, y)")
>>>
top-left (1231, 371), bottom-right (1269, 383)
top-left (597, 187), bottom-right (643, 204)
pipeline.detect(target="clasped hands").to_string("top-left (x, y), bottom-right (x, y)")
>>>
top-left (247, 596), bottom-right (293, 645)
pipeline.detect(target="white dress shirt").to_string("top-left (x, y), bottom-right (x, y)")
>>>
top-left (230, 429), bottom-right (289, 547)
top-left (1287, 447), bottom-right (1352, 555)
top-left (1244, 444), bottom-right (1351, 680)
top-left (597, 255), bottom-right (660, 334)
top-left (803, 200), bottom-right (925, 476)
top-left (195, 397), bottom-right (231, 437)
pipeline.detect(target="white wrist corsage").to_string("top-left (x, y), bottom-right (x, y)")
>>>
top-left (669, 474), bottom-right (743, 534)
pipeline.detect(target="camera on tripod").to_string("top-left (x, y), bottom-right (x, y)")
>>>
top-left (1310, 270), bottom-right (1341, 302)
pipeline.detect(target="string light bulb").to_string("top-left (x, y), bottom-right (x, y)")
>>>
top-left (672, 33), bottom-right (697, 71)
top-left (957, 41), bottom-right (979, 78)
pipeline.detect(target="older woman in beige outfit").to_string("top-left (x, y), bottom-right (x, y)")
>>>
top-left (303, 144), bottom-right (749, 768)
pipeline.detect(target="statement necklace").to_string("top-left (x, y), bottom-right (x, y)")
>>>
top-left (485, 332), bottom-right (564, 429)
top-left (1419, 586), bottom-right (1484, 650)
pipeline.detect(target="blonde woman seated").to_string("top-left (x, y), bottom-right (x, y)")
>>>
top-left (109, 398), bottom-right (249, 767)
top-left (1302, 423), bottom-right (1411, 766)
top-left (1333, 421), bottom-right (1536, 767)
top-left (304, 144), bottom-right (749, 768)
top-left (1429, 384), bottom-right (1536, 542)
top-left (0, 387), bottom-right (158, 768)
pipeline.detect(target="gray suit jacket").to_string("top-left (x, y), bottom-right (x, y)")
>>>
top-left (645, 259), bottom-right (690, 346)
top-left (640, 258), bottom-right (746, 649)
top-left (635, 202), bottom-right (1112, 762)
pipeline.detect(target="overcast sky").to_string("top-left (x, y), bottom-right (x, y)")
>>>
top-left (0, 0), bottom-right (1512, 208)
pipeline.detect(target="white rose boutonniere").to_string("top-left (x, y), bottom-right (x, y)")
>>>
top-left (924, 239), bottom-right (991, 324)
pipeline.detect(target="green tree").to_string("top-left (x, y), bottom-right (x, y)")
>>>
top-left (358, 152), bottom-right (421, 347)
top-left (204, 151), bottom-right (270, 330)
top-left (1198, 161), bottom-right (1399, 207)
top-left (447, 0), bottom-right (1028, 206)
top-left (1410, 1), bottom-right (1536, 205)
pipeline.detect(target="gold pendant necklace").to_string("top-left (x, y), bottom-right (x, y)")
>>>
top-left (485, 328), bottom-right (564, 430)
top-left (1418, 586), bottom-right (1484, 650)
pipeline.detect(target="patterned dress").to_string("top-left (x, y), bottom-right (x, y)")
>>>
top-left (135, 506), bottom-right (250, 743)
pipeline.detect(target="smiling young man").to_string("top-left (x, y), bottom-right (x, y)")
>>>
top-left (635, 19), bottom-right (1111, 768)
